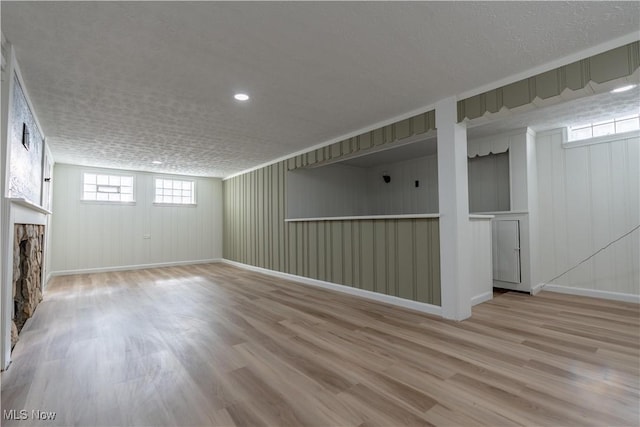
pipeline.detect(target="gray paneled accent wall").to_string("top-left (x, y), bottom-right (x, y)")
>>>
top-left (458, 41), bottom-right (640, 122)
top-left (223, 161), bottom-right (441, 305)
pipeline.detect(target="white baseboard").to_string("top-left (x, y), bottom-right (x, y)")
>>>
top-left (49, 259), bottom-right (222, 277)
top-left (221, 259), bottom-right (443, 317)
top-left (471, 291), bottom-right (493, 306)
top-left (542, 283), bottom-right (640, 304)
top-left (531, 283), bottom-right (545, 295)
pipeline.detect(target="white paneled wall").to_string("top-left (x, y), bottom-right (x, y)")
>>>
top-left (469, 217), bottom-right (493, 305)
top-left (50, 164), bottom-right (222, 274)
top-left (536, 130), bottom-right (639, 296)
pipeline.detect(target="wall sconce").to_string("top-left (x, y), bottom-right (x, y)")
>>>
top-left (382, 173), bottom-right (391, 183)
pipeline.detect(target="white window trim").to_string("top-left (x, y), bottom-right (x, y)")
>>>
top-left (81, 171), bottom-right (137, 204)
top-left (563, 128), bottom-right (640, 149)
top-left (153, 176), bottom-right (197, 206)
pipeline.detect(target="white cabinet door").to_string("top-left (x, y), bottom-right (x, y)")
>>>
top-left (492, 220), bottom-right (521, 284)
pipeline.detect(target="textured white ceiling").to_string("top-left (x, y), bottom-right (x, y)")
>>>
top-left (2, 2), bottom-right (639, 177)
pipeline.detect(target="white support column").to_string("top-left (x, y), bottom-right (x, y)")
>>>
top-left (0, 43), bottom-right (13, 369)
top-left (436, 97), bottom-right (472, 321)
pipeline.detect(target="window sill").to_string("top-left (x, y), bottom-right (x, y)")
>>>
top-left (153, 203), bottom-right (197, 207)
top-left (80, 200), bottom-right (136, 206)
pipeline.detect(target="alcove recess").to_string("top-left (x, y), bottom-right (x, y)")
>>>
top-left (286, 137), bottom-right (439, 219)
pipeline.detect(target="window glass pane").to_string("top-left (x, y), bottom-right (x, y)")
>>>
top-left (592, 122), bottom-right (615, 137)
top-left (591, 119), bottom-right (614, 127)
top-left (154, 179), bottom-right (194, 204)
top-left (616, 117), bottom-right (640, 133)
top-left (121, 194), bottom-right (133, 202)
top-left (98, 185), bottom-right (118, 193)
top-left (571, 124), bottom-right (590, 130)
top-left (83, 173), bottom-right (134, 202)
top-left (570, 127), bottom-right (592, 141)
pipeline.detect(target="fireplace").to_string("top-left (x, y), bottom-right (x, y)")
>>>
top-left (11, 224), bottom-right (45, 348)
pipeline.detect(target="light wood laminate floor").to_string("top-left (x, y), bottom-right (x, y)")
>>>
top-left (2, 263), bottom-right (639, 426)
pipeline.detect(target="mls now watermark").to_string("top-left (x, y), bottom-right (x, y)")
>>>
top-left (3, 409), bottom-right (57, 421)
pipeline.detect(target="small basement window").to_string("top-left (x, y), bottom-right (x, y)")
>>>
top-left (82, 173), bottom-right (134, 202)
top-left (154, 178), bottom-right (195, 205)
top-left (567, 114), bottom-right (640, 143)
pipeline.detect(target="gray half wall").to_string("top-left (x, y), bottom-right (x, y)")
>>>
top-left (223, 161), bottom-right (441, 305)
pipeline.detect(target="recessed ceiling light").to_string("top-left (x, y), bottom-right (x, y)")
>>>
top-left (234, 93), bottom-right (250, 101)
top-left (611, 84), bottom-right (637, 93)
top-left (152, 160), bottom-right (163, 165)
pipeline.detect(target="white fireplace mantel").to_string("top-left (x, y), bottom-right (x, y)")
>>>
top-left (9, 198), bottom-right (50, 227)
top-left (8, 198), bottom-right (52, 216)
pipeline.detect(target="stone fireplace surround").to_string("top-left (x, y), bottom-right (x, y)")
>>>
top-left (2, 198), bottom-right (50, 370)
top-left (11, 223), bottom-right (44, 348)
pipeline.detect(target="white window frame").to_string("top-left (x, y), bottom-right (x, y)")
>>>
top-left (81, 171), bottom-right (136, 204)
top-left (153, 177), bottom-right (196, 206)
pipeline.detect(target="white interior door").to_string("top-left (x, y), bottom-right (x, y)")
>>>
top-left (492, 220), bottom-right (521, 284)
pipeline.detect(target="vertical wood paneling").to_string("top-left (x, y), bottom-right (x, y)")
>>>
top-left (374, 221), bottom-right (387, 295)
top-left (415, 220), bottom-right (430, 303)
top-left (317, 221), bottom-right (326, 281)
top-left (360, 220), bottom-right (374, 292)
top-left (331, 222), bottom-right (343, 285)
top-left (387, 221), bottom-right (398, 297)
top-left (343, 221), bottom-right (353, 287)
top-left (536, 130), bottom-right (639, 295)
top-left (223, 163), bottom-right (441, 305)
top-left (308, 222), bottom-right (318, 279)
top-left (396, 220), bottom-right (414, 300)
top-left (352, 222), bottom-right (361, 289)
top-left (51, 165), bottom-right (222, 273)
